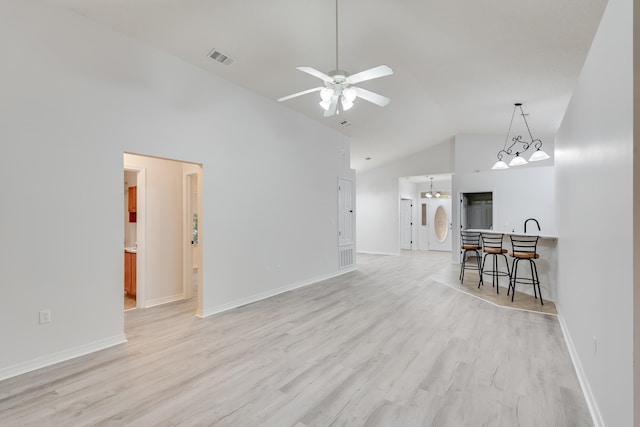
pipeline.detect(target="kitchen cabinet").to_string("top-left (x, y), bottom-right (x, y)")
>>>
top-left (128, 186), bottom-right (137, 223)
top-left (124, 251), bottom-right (137, 296)
top-left (128, 186), bottom-right (137, 213)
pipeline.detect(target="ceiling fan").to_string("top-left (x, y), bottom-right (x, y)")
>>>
top-left (278, 0), bottom-right (393, 117)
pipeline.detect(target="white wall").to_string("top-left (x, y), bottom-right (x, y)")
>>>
top-left (0, 0), bottom-right (351, 378)
top-left (452, 134), bottom-right (556, 246)
top-left (357, 140), bottom-right (454, 254)
top-left (555, 0), bottom-right (633, 424)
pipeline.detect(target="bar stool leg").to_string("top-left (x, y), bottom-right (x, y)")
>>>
top-left (510, 258), bottom-right (520, 302)
top-left (478, 254), bottom-right (488, 288)
top-left (508, 258), bottom-right (516, 296)
top-left (493, 255), bottom-right (500, 294)
top-left (531, 259), bottom-right (543, 305)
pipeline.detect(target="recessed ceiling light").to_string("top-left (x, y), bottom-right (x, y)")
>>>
top-left (365, 157), bottom-right (372, 160)
top-left (340, 120), bottom-right (351, 127)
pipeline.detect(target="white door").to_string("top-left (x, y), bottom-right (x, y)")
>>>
top-left (338, 177), bottom-right (354, 246)
top-left (400, 199), bottom-right (413, 250)
top-left (428, 198), bottom-right (452, 251)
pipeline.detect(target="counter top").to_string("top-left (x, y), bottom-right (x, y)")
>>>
top-left (466, 229), bottom-right (557, 240)
top-left (124, 247), bottom-right (137, 253)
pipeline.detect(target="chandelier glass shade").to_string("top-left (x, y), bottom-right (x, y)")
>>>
top-left (492, 103), bottom-right (550, 170)
top-left (320, 87), bottom-right (357, 112)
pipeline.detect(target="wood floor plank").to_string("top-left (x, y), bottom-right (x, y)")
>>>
top-left (0, 251), bottom-right (592, 426)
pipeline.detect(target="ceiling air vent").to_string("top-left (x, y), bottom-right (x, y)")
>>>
top-left (207, 49), bottom-right (234, 66)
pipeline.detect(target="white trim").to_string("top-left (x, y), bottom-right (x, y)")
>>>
top-left (183, 171), bottom-right (194, 300)
top-left (0, 334), bottom-right (127, 381)
top-left (198, 268), bottom-right (357, 318)
top-left (356, 250), bottom-right (401, 256)
top-left (146, 293), bottom-right (185, 308)
top-left (558, 312), bottom-right (604, 427)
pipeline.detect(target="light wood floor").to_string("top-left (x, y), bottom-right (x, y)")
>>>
top-left (124, 294), bottom-right (136, 311)
top-left (419, 253), bottom-right (557, 315)
top-left (0, 251), bottom-right (591, 426)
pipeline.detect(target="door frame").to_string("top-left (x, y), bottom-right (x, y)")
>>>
top-left (183, 164), bottom-right (203, 317)
top-left (183, 168), bottom-right (200, 300)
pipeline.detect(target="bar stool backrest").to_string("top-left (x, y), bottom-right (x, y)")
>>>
top-left (481, 233), bottom-right (504, 250)
top-left (460, 230), bottom-right (481, 248)
top-left (510, 235), bottom-right (539, 256)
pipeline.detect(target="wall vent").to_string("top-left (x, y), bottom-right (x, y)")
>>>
top-left (339, 247), bottom-right (354, 269)
top-left (207, 49), bottom-right (234, 66)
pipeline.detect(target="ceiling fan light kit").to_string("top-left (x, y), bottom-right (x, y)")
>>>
top-left (278, 0), bottom-right (393, 117)
top-left (491, 103), bottom-right (551, 170)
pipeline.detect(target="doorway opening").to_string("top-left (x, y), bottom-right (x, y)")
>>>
top-left (123, 168), bottom-right (143, 311)
top-left (460, 192), bottom-right (493, 230)
top-left (123, 153), bottom-right (203, 317)
top-left (401, 174), bottom-right (453, 252)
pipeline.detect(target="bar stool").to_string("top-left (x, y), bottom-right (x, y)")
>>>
top-left (508, 235), bottom-right (543, 305)
top-left (459, 230), bottom-right (482, 284)
top-left (479, 233), bottom-right (510, 293)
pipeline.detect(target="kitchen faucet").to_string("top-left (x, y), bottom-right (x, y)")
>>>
top-left (524, 218), bottom-right (540, 233)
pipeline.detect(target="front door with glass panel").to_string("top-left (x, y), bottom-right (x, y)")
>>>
top-left (428, 198), bottom-right (452, 251)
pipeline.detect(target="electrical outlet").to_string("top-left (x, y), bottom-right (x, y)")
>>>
top-left (593, 336), bottom-right (598, 355)
top-left (39, 310), bottom-right (52, 324)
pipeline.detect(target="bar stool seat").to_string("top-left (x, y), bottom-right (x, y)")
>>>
top-left (479, 233), bottom-right (510, 293)
top-left (508, 235), bottom-right (543, 305)
top-left (459, 230), bottom-right (482, 284)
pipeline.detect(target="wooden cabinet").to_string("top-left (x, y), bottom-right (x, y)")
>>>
top-left (124, 251), bottom-right (137, 296)
top-left (128, 186), bottom-right (137, 223)
top-left (128, 186), bottom-right (137, 213)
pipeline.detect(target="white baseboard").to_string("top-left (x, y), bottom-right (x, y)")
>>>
top-left (557, 312), bottom-right (604, 427)
top-left (0, 334), bottom-right (127, 382)
top-left (356, 250), bottom-right (400, 256)
top-left (145, 293), bottom-right (184, 308)
top-left (199, 268), bottom-right (357, 318)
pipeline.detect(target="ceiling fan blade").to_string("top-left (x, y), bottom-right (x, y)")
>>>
top-left (353, 87), bottom-right (391, 107)
top-left (347, 65), bottom-right (393, 85)
top-left (277, 87), bottom-right (323, 102)
top-left (296, 66), bottom-right (334, 83)
top-left (324, 95), bottom-right (340, 117)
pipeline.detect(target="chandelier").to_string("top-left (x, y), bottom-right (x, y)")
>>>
top-left (425, 177), bottom-right (440, 198)
top-left (492, 103), bottom-right (550, 170)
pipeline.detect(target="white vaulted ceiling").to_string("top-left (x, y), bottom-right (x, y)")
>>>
top-left (43, 0), bottom-right (608, 172)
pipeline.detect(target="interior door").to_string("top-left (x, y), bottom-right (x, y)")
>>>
top-left (400, 199), bottom-right (413, 250)
top-left (338, 177), bottom-right (355, 246)
top-left (428, 198), bottom-right (452, 251)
